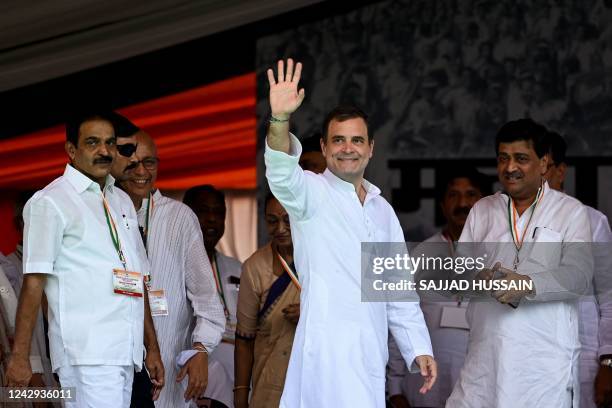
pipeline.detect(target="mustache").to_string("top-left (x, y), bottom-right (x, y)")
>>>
top-left (504, 170), bottom-right (523, 178)
top-left (453, 206), bottom-right (471, 216)
top-left (93, 156), bottom-right (112, 164)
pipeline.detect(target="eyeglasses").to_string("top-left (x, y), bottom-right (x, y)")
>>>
top-left (127, 157), bottom-right (160, 171)
top-left (117, 143), bottom-right (137, 157)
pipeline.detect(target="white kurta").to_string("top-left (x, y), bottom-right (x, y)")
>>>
top-left (138, 191), bottom-right (226, 408)
top-left (23, 165), bottom-right (149, 371)
top-left (265, 134), bottom-right (432, 408)
top-left (446, 183), bottom-right (592, 408)
top-left (387, 232), bottom-right (469, 407)
top-left (578, 206), bottom-right (612, 408)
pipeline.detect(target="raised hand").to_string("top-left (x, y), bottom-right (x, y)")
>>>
top-left (267, 58), bottom-right (305, 120)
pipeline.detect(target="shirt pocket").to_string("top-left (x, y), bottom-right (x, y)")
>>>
top-left (527, 227), bottom-right (562, 269)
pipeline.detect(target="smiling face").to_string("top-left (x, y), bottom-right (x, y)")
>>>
top-left (120, 131), bottom-right (158, 201)
top-left (65, 119), bottom-right (116, 184)
top-left (497, 140), bottom-right (548, 200)
top-left (321, 117), bottom-right (373, 184)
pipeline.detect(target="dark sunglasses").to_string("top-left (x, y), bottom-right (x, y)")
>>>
top-left (117, 143), bottom-right (137, 157)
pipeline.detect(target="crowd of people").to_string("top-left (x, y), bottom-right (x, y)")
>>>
top-left (258, 0), bottom-right (612, 158)
top-left (0, 56), bottom-right (611, 408)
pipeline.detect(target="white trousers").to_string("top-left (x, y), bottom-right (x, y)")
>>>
top-left (58, 365), bottom-right (134, 408)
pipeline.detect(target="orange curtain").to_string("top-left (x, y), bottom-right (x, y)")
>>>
top-left (0, 73), bottom-right (256, 190)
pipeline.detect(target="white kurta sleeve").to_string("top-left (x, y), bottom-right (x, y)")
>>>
top-left (23, 195), bottom-right (64, 275)
top-left (184, 210), bottom-right (225, 352)
top-left (591, 211), bottom-right (612, 357)
top-left (386, 213), bottom-right (433, 372)
top-left (264, 133), bottom-right (324, 221)
top-left (525, 204), bottom-right (594, 302)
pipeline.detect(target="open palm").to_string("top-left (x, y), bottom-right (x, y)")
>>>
top-left (267, 58), bottom-right (305, 119)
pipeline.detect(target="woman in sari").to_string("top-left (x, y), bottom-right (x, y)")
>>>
top-left (234, 195), bottom-right (300, 408)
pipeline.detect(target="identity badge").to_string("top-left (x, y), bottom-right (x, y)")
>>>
top-left (112, 269), bottom-right (144, 297)
top-left (149, 289), bottom-right (169, 316)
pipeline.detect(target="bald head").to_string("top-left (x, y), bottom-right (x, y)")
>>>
top-left (135, 130), bottom-right (157, 157)
top-left (120, 129), bottom-right (159, 206)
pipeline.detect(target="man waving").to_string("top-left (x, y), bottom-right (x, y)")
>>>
top-left (264, 58), bottom-right (436, 408)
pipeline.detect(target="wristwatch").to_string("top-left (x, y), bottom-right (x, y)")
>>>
top-left (601, 357), bottom-right (612, 368)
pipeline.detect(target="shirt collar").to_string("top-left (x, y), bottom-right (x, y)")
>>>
top-left (322, 168), bottom-right (381, 196)
top-left (138, 189), bottom-right (161, 214)
top-left (64, 164), bottom-right (115, 194)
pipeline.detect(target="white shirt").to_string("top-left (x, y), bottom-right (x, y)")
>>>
top-left (387, 232), bottom-right (469, 407)
top-left (585, 207), bottom-right (612, 358)
top-left (447, 184), bottom-right (592, 408)
top-left (137, 190), bottom-right (225, 408)
top-left (265, 134), bottom-right (432, 408)
top-left (578, 206), bottom-right (612, 408)
top-left (206, 250), bottom-right (241, 408)
top-left (209, 250), bottom-right (242, 383)
top-left (23, 164), bottom-right (149, 371)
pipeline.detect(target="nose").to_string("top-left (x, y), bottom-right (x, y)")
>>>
top-left (458, 193), bottom-right (471, 208)
top-left (205, 212), bottom-right (217, 224)
top-left (342, 141), bottom-right (355, 153)
top-left (505, 157), bottom-right (519, 173)
top-left (98, 143), bottom-right (110, 157)
top-left (134, 161), bottom-right (148, 176)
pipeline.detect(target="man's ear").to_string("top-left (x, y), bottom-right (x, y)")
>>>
top-left (65, 141), bottom-right (76, 161)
